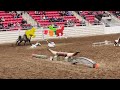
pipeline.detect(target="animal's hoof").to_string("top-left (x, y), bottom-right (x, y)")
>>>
top-left (49, 56), bottom-right (53, 61)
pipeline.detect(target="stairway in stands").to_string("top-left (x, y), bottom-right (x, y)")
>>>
top-left (22, 12), bottom-right (37, 27)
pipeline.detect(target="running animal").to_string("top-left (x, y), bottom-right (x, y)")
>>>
top-left (16, 34), bottom-right (32, 46)
top-left (114, 37), bottom-right (120, 46)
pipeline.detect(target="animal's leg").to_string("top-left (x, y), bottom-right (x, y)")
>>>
top-left (114, 41), bottom-right (117, 46)
top-left (18, 41), bottom-right (22, 46)
top-left (49, 56), bottom-right (54, 61)
top-left (116, 43), bottom-right (119, 46)
top-left (118, 42), bottom-right (120, 46)
top-left (24, 41), bottom-right (26, 45)
top-left (53, 55), bottom-right (58, 61)
top-left (16, 40), bottom-right (19, 45)
top-left (65, 57), bottom-right (69, 62)
top-left (29, 40), bottom-right (32, 45)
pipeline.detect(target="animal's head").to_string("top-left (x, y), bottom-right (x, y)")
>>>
top-left (73, 52), bottom-right (80, 56)
top-left (76, 52), bottom-right (80, 54)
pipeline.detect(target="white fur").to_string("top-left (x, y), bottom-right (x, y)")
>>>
top-left (31, 44), bottom-right (37, 48)
top-left (115, 40), bottom-right (118, 42)
top-left (30, 43), bottom-right (41, 48)
top-left (48, 42), bottom-right (55, 47)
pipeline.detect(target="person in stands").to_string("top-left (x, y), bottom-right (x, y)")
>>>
top-left (42, 11), bottom-right (46, 15)
top-left (16, 22), bottom-right (20, 27)
top-left (37, 22), bottom-right (41, 27)
top-left (0, 22), bottom-right (4, 29)
top-left (0, 17), bottom-right (5, 22)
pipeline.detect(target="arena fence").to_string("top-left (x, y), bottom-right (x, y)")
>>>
top-left (0, 25), bottom-right (109, 44)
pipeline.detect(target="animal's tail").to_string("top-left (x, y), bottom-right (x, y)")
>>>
top-left (48, 48), bottom-right (57, 55)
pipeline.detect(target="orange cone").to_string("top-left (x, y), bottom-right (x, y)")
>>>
top-left (93, 63), bottom-right (99, 68)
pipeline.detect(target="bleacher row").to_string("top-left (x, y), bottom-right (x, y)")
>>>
top-left (28, 11), bottom-right (81, 27)
top-left (0, 11), bottom-right (31, 31)
top-left (110, 11), bottom-right (120, 19)
top-left (28, 11), bottom-right (109, 27)
top-left (77, 11), bottom-right (103, 24)
top-left (0, 11), bottom-right (120, 31)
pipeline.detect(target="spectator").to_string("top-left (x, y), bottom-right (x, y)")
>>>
top-left (39, 11), bottom-right (43, 15)
top-left (93, 20), bottom-right (98, 25)
top-left (16, 22), bottom-right (20, 27)
top-left (49, 17), bottom-right (55, 22)
top-left (35, 11), bottom-right (37, 14)
top-left (43, 15), bottom-right (46, 20)
top-left (54, 17), bottom-right (57, 22)
top-left (40, 16), bottom-right (43, 20)
top-left (45, 16), bottom-right (48, 20)
top-left (96, 14), bottom-right (102, 21)
top-left (57, 17), bottom-right (61, 22)
top-left (67, 11), bottom-right (73, 16)
top-left (74, 19), bottom-right (78, 23)
top-left (42, 11), bottom-right (46, 15)
top-left (8, 23), bottom-right (11, 28)
top-left (43, 15), bottom-right (49, 20)
top-left (80, 11), bottom-right (83, 13)
top-left (108, 14), bottom-right (112, 21)
top-left (1, 17), bottom-right (4, 22)
top-left (59, 11), bottom-right (64, 16)
top-left (0, 23), bottom-right (4, 29)
top-left (64, 21), bottom-right (68, 26)
top-left (5, 11), bottom-right (9, 13)
top-left (53, 23), bottom-right (58, 28)
top-left (35, 11), bottom-right (40, 15)
top-left (0, 17), bottom-right (5, 22)
top-left (21, 19), bottom-right (27, 24)
top-left (17, 11), bottom-right (22, 15)
top-left (69, 19), bottom-right (74, 27)
top-left (16, 13), bottom-right (21, 18)
top-left (13, 23), bottom-right (16, 27)
top-left (105, 23), bottom-right (110, 27)
top-left (37, 22), bottom-right (40, 27)
top-left (66, 20), bottom-right (71, 26)
top-left (81, 20), bottom-right (86, 25)
top-left (88, 12), bottom-right (92, 15)
top-left (61, 11), bottom-right (66, 16)
top-left (8, 22), bottom-right (13, 27)
top-left (60, 18), bottom-right (64, 22)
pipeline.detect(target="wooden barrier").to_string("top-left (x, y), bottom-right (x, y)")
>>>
top-left (92, 40), bottom-right (114, 46)
top-left (32, 54), bottom-right (48, 59)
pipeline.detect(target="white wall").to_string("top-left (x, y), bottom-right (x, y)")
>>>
top-left (104, 26), bottom-right (120, 34)
top-left (0, 25), bottom-right (105, 44)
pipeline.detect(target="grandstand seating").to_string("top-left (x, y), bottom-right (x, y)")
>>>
top-left (28, 11), bottom-right (82, 27)
top-left (1, 11), bottom-right (120, 32)
top-left (77, 11), bottom-right (104, 25)
top-left (110, 11), bottom-right (120, 19)
top-left (78, 11), bottom-right (96, 24)
top-left (0, 11), bottom-right (31, 31)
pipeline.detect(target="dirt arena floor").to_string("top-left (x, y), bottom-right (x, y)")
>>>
top-left (0, 34), bottom-right (120, 79)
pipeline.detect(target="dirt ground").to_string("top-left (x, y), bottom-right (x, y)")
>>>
top-left (0, 34), bottom-right (120, 79)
